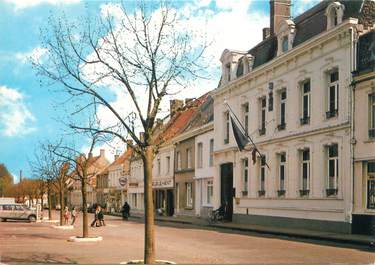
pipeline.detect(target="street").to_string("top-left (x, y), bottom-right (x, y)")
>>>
top-left (0, 213), bottom-right (374, 264)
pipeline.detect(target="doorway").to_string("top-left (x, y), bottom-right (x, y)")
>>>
top-left (220, 163), bottom-right (233, 221)
top-left (166, 190), bottom-right (174, 216)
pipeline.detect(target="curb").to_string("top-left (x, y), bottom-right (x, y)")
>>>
top-left (68, 236), bottom-right (103, 242)
top-left (51, 225), bottom-right (74, 230)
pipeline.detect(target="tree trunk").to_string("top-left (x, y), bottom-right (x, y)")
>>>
top-left (59, 184), bottom-right (65, 226)
top-left (143, 146), bottom-right (155, 264)
top-left (47, 184), bottom-right (52, 220)
top-left (81, 179), bottom-right (88, 238)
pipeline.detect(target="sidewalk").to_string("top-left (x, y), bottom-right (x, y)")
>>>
top-left (124, 212), bottom-right (375, 247)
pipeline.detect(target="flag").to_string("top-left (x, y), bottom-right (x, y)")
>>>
top-left (230, 116), bottom-right (249, 151)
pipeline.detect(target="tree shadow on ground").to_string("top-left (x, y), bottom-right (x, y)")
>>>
top-left (2, 253), bottom-right (77, 264)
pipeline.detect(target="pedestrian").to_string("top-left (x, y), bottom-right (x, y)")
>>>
top-left (98, 206), bottom-right (105, 226)
top-left (121, 202), bottom-right (130, 220)
top-left (64, 206), bottom-right (70, 225)
top-left (71, 207), bottom-right (78, 225)
top-left (91, 205), bottom-right (100, 227)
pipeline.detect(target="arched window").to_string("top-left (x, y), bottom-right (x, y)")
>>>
top-left (282, 36), bottom-right (288, 52)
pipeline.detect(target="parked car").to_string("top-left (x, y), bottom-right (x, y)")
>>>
top-left (0, 203), bottom-right (37, 222)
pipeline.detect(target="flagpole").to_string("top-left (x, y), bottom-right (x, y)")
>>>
top-left (225, 102), bottom-right (271, 170)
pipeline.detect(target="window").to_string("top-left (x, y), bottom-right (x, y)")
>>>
top-left (300, 149), bottom-right (310, 196)
top-left (258, 156), bottom-right (266, 197)
top-left (176, 151), bottom-right (181, 170)
top-left (326, 2), bottom-right (344, 30)
top-left (327, 144), bottom-right (339, 196)
top-left (278, 153), bottom-right (286, 196)
top-left (369, 93), bottom-right (375, 138)
top-left (367, 162), bottom-right (375, 209)
top-left (259, 97), bottom-right (266, 135)
top-left (209, 139), bottom-right (214, 167)
top-left (186, 182), bottom-right (193, 207)
top-left (300, 80), bottom-right (311, 125)
top-left (278, 90), bottom-right (287, 130)
top-left (242, 158), bottom-right (249, 196)
top-left (242, 103), bottom-right (249, 135)
top-left (166, 156), bottom-right (170, 174)
top-left (157, 158), bottom-right (161, 175)
top-left (226, 63), bottom-right (231, 81)
top-left (326, 71), bottom-right (339, 118)
top-left (282, 36), bottom-right (288, 52)
top-left (207, 180), bottom-right (213, 205)
top-left (186, 148), bottom-right (192, 169)
top-left (197, 143), bottom-right (203, 168)
top-left (224, 111), bottom-right (230, 144)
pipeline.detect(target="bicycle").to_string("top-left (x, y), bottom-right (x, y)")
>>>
top-left (207, 209), bottom-right (224, 224)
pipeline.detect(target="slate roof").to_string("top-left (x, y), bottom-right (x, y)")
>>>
top-left (182, 94), bottom-right (213, 132)
top-left (249, 0), bottom-right (365, 70)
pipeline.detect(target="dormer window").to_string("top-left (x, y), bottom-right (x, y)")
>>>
top-left (326, 2), bottom-right (345, 30)
top-left (276, 19), bottom-right (295, 56)
top-left (220, 49), bottom-right (249, 86)
top-left (236, 59), bottom-right (244, 78)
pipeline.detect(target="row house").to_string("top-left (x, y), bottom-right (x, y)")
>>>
top-left (353, 29), bottom-right (375, 235)
top-left (212, 0), bottom-right (374, 233)
top-left (97, 143), bottom-right (133, 213)
top-left (68, 149), bottom-right (110, 207)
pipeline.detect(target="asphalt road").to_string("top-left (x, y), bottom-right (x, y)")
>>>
top-left (0, 213), bottom-right (374, 264)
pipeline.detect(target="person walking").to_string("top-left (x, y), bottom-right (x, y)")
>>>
top-left (98, 206), bottom-right (105, 226)
top-left (71, 207), bottom-right (78, 225)
top-left (91, 205), bottom-right (100, 227)
top-left (64, 206), bottom-right (70, 225)
top-left (121, 202), bottom-right (130, 220)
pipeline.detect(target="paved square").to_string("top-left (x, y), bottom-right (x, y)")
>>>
top-left (0, 213), bottom-right (374, 264)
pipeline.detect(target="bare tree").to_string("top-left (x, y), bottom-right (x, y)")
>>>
top-left (34, 2), bottom-right (207, 262)
top-left (49, 135), bottom-right (101, 238)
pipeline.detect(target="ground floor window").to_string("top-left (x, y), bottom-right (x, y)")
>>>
top-left (186, 182), bottom-right (193, 208)
top-left (206, 180), bottom-right (213, 205)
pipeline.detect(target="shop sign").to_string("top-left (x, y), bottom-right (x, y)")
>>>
top-left (152, 178), bottom-right (173, 188)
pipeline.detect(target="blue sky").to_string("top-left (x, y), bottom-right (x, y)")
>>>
top-left (0, 0), bottom-right (319, 182)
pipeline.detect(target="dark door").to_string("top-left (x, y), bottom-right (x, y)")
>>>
top-left (221, 163), bottom-right (233, 221)
top-left (166, 189), bottom-right (174, 216)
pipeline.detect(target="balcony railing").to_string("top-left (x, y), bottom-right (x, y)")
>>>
top-left (300, 116), bottom-right (310, 125)
top-left (299, 189), bottom-right (310, 197)
top-left (277, 123), bottom-right (286, 131)
top-left (369, 128), bottom-right (375, 138)
top-left (326, 188), bottom-right (338, 197)
top-left (259, 127), bottom-right (266, 136)
top-left (224, 138), bottom-right (229, 144)
top-left (277, 190), bottom-right (286, 197)
top-left (258, 190), bottom-right (266, 197)
top-left (326, 109), bottom-right (338, 119)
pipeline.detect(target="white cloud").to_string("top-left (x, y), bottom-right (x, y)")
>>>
top-left (3, 0), bottom-right (80, 10)
top-left (15, 47), bottom-right (48, 64)
top-left (0, 86), bottom-right (36, 137)
top-left (294, 0), bottom-right (321, 16)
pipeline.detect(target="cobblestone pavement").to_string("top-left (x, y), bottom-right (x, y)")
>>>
top-left (0, 213), bottom-right (374, 264)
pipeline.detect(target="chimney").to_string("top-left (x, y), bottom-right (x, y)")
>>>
top-left (185, 98), bottom-right (195, 105)
top-left (139, 132), bottom-right (145, 143)
top-left (100, 149), bottom-right (105, 157)
top-left (126, 139), bottom-right (133, 150)
top-left (270, 0), bottom-right (291, 36)
top-left (263, 27), bottom-right (270, 40)
top-left (169, 99), bottom-right (184, 117)
top-left (88, 152), bottom-right (93, 159)
top-left (19, 170), bottom-right (23, 182)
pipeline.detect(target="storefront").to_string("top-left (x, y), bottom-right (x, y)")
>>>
top-left (153, 178), bottom-right (174, 216)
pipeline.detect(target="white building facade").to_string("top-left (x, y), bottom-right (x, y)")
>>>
top-left (212, 0), bottom-right (371, 233)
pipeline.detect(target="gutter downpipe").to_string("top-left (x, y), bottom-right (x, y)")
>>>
top-left (349, 26), bottom-right (356, 232)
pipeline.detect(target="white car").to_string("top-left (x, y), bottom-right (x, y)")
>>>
top-left (0, 204), bottom-right (37, 222)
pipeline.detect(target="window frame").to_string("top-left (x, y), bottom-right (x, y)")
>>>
top-left (278, 153), bottom-right (286, 196)
top-left (242, 158), bottom-right (249, 196)
top-left (186, 182), bottom-right (193, 208)
top-left (206, 180), bottom-right (213, 205)
top-left (176, 151), bottom-right (181, 171)
top-left (300, 149), bottom-right (310, 196)
top-left (282, 35), bottom-right (288, 52)
top-left (326, 70), bottom-right (339, 119)
top-left (300, 80), bottom-right (311, 125)
top-left (326, 144), bottom-right (339, 196)
top-left (186, 148), bottom-right (192, 169)
top-left (224, 111), bottom-right (230, 144)
top-left (209, 139), bottom-right (214, 167)
top-left (259, 97), bottom-right (266, 136)
top-left (369, 93), bottom-right (375, 138)
top-left (278, 89), bottom-right (287, 130)
top-left (258, 156), bottom-right (266, 197)
top-left (197, 142), bottom-right (203, 169)
top-left (242, 103), bottom-right (249, 136)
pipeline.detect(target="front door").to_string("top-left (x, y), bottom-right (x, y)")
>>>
top-left (220, 163), bottom-right (233, 221)
top-left (166, 189), bottom-right (174, 216)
